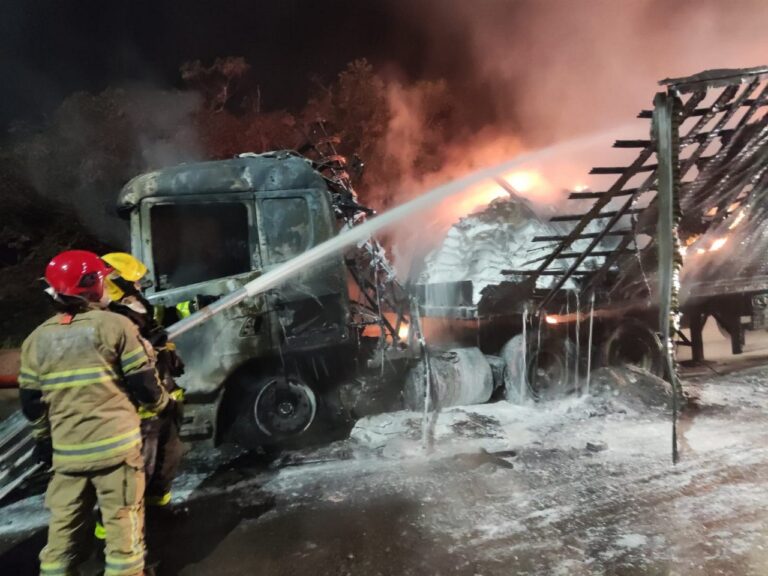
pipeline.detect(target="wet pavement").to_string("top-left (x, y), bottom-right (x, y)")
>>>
top-left (3, 363), bottom-right (768, 575)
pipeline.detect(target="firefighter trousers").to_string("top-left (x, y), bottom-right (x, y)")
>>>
top-left (40, 463), bottom-right (146, 576)
top-left (141, 414), bottom-right (184, 505)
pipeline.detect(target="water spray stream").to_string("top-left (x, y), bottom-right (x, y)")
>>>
top-left (574, 290), bottom-right (580, 394)
top-left (410, 302), bottom-right (434, 450)
top-left (521, 305), bottom-right (528, 402)
top-left (565, 291), bottom-right (571, 392)
top-left (586, 292), bottom-right (596, 395)
top-left (536, 311), bottom-right (543, 374)
top-left (167, 126), bottom-right (630, 341)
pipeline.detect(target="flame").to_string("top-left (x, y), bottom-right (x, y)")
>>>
top-left (362, 315), bottom-right (411, 343)
top-left (686, 234), bottom-right (729, 256)
top-left (545, 314), bottom-right (559, 325)
top-left (431, 168), bottom-right (554, 231)
top-left (452, 181), bottom-right (510, 216)
top-left (709, 237), bottom-right (728, 251)
top-left (502, 170), bottom-right (542, 193)
top-left (728, 209), bottom-right (746, 230)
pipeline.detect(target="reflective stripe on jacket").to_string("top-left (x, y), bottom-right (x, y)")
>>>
top-left (19, 309), bottom-right (162, 472)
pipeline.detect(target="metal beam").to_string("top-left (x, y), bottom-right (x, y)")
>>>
top-left (654, 90), bottom-right (682, 464)
top-left (532, 230), bottom-right (633, 242)
top-left (550, 208), bottom-right (645, 222)
top-left (590, 164), bottom-right (658, 175)
top-left (568, 187), bottom-right (645, 200)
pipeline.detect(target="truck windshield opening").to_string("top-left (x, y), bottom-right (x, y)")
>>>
top-left (150, 202), bottom-right (251, 289)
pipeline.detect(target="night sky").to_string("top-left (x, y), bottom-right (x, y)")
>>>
top-left (3, 0), bottom-right (766, 142)
top-left (0, 0), bottom-right (466, 131)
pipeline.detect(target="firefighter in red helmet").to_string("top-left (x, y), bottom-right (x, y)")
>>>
top-left (18, 250), bottom-right (170, 576)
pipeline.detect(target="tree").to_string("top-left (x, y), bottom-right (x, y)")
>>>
top-left (181, 57), bottom-right (253, 113)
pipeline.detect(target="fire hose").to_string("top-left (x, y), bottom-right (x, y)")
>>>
top-left (0, 375), bottom-right (18, 389)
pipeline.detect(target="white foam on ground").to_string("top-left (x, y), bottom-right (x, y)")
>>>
top-left (5, 368), bottom-right (768, 575)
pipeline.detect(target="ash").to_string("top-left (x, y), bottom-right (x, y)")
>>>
top-left (4, 366), bottom-right (768, 575)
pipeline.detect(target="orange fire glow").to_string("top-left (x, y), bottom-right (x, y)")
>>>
top-left (450, 181), bottom-right (511, 217)
top-left (709, 237), bottom-right (728, 251)
top-left (728, 209), bottom-right (746, 230)
top-left (545, 314), bottom-right (559, 325)
top-left (503, 170), bottom-right (541, 193)
top-left (362, 315), bottom-right (411, 343)
top-left (428, 168), bottom-right (559, 238)
top-left (684, 234), bottom-right (730, 257)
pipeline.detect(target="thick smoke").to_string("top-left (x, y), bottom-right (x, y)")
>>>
top-left (121, 86), bottom-right (204, 170)
top-left (15, 86), bottom-right (203, 246)
top-left (374, 0), bottom-right (768, 273)
top-left (10, 1), bottom-right (768, 257)
top-left (404, 0), bottom-right (768, 142)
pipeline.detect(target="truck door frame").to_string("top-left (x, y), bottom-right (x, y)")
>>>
top-left (136, 192), bottom-right (261, 296)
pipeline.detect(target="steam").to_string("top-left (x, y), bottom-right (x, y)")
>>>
top-left (15, 86), bottom-right (203, 246)
top-left (367, 81), bottom-right (577, 276)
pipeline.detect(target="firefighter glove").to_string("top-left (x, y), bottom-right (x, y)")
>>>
top-left (34, 439), bottom-right (53, 469)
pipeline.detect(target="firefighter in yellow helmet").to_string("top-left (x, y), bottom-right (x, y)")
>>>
top-left (102, 252), bottom-right (186, 509)
top-left (19, 250), bottom-right (170, 576)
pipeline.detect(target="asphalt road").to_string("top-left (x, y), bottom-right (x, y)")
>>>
top-left (3, 361), bottom-right (768, 575)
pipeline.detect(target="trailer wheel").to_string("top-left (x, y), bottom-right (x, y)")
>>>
top-left (600, 319), bottom-right (665, 377)
top-left (526, 337), bottom-right (576, 401)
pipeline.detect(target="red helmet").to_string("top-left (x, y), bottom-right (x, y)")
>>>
top-left (45, 250), bottom-right (111, 302)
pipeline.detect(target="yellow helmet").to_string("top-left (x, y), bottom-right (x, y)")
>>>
top-left (102, 252), bottom-right (148, 301)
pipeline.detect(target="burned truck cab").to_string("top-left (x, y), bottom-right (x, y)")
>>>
top-left (117, 152), bottom-right (352, 446)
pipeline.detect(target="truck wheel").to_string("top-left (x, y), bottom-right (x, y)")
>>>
top-left (526, 337), bottom-right (576, 401)
top-left (231, 375), bottom-right (317, 447)
top-left (600, 319), bottom-right (665, 377)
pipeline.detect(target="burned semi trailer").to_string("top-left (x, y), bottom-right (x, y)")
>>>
top-left (2, 66), bottom-right (765, 501)
top-left (117, 150), bottom-right (419, 448)
top-left (416, 66), bottom-right (768, 398)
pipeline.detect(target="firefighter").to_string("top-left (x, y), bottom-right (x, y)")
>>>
top-left (101, 252), bottom-right (185, 508)
top-left (18, 250), bottom-right (170, 576)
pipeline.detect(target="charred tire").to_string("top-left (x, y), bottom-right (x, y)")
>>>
top-left (600, 318), bottom-right (665, 378)
top-left (526, 337), bottom-right (576, 401)
top-left (230, 374), bottom-right (317, 448)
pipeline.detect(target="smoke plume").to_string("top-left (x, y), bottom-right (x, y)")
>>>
top-left (14, 86), bottom-right (203, 246)
top-left (398, 0), bottom-right (768, 143)
top-left (370, 0), bottom-right (768, 272)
